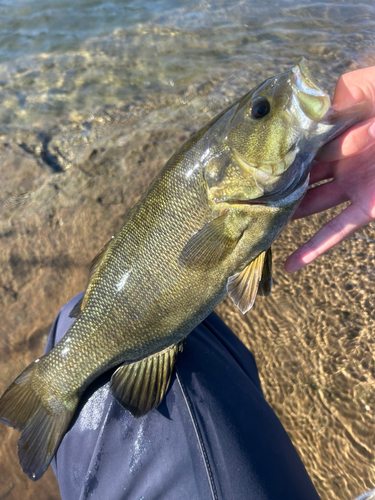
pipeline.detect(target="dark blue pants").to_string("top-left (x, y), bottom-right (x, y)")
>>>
top-left (45, 292), bottom-right (320, 500)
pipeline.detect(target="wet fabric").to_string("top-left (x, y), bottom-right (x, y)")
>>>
top-left (45, 292), bottom-right (321, 500)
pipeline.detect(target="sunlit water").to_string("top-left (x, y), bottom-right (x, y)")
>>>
top-left (0, 1), bottom-right (374, 499)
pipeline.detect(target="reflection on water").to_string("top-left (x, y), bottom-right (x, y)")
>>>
top-left (0, 0), bottom-right (374, 499)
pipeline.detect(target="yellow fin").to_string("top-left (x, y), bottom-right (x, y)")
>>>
top-left (110, 342), bottom-right (184, 418)
top-left (0, 360), bottom-right (77, 481)
top-left (227, 250), bottom-right (268, 314)
top-left (180, 213), bottom-right (241, 268)
top-left (258, 247), bottom-right (273, 297)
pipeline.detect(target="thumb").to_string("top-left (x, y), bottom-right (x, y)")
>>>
top-left (333, 67), bottom-right (375, 113)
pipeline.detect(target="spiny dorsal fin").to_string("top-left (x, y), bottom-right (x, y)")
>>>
top-left (69, 236), bottom-right (114, 318)
top-left (69, 297), bottom-right (84, 318)
top-left (258, 247), bottom-right (272, 297)
top-left (110, 342), bottom-right (184, 418)
top-left (180, 213), bottom-right (241, 268)
top-left (88, 235), bottom-right (115, 283)
top-left (227, 250), bottom-right (269, 314)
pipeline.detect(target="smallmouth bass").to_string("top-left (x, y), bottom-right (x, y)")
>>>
top-left (0, 59), bottom-right (371, 481)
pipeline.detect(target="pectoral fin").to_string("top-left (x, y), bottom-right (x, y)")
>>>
top-left (180, 212), bottom-right (241, 268)
top-left (110, 342), bottom-right (184, 418)
top-left (258, 247), bottom-right (273, 297)
top-left (227, 249), bottom-right (271, 314)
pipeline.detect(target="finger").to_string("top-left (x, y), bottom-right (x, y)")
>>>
top-left (333, 67), bottom-right (375, 110)
top-left (316, 117), bottom-right (375, 162)
top-left (284, 203), bottom-right (370, 273)
top-left (292, 180), bottom-right (349, 220)
top-left (309, 160), bottom-right (334, 185)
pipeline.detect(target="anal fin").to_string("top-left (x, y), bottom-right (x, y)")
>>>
top-left (110, 342), bottom-right (184, 418)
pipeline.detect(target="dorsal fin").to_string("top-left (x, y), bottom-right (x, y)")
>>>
top-left (69, 236), bottom-right (114, 318)
top-left (110, 342), bottom-right (184, 418)
top-left (88, 236), bottom-right (115, 284)
top-left (69, 297), bottom-right (84, 319)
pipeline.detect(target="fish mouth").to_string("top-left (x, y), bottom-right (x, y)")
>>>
top-left (290, 59), bottom-right (372, 135)
top-left (289, 58), bottom-right (331, 122)
top-left (229, 199), bottom-right (269, 206)
top-left (291, 58), bottom-right (328, 99)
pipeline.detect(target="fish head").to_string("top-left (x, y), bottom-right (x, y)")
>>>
top-left (216, 58), bottom-right (372, 204)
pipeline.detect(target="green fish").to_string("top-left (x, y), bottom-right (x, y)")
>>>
top-left (0, 59), bottom-right (370, 481)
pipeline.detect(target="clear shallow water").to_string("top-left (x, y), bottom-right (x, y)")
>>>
top-left (0, 0), bottom-right (193, 63)
top-left (0, 1), bottom-right (374, 499)
top-left (0, 0), bottom-right (374, 128)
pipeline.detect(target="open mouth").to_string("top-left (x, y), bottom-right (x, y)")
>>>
top-left (291, 58), bottom-right (328, 98)
top-left (290, 59), bottom-right (331, 122)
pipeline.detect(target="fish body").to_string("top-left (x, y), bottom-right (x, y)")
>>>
top-left (0, 59), bottom-right (371, 481)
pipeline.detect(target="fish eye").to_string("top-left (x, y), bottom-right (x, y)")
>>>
top-left (249, 97), bottom-right (271, 119)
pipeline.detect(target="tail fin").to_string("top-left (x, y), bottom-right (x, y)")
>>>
top-left (0, 360), bottom-right (77, 481)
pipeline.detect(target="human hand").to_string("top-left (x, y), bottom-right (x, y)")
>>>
top-left (284, 66), bottom-right (375, 273)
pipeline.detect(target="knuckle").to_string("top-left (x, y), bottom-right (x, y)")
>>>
top-left (304, 237), bottom-right (321, 260)
top-left (359, 201), bottom-right (375, 220)
top-left (326, 217), bottom-right (346, 239)
top-left (336, 75), bottom-right (346, 88)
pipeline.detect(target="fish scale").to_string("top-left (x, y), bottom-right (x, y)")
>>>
top-left (0, 59), bottom-right (371, 481)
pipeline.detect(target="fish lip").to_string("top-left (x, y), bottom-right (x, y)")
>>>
top-left (291, 58), bottom-right (327, 98)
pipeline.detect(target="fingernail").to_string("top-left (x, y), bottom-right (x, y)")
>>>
top-left (369, 120), bottom-right (375, 139)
